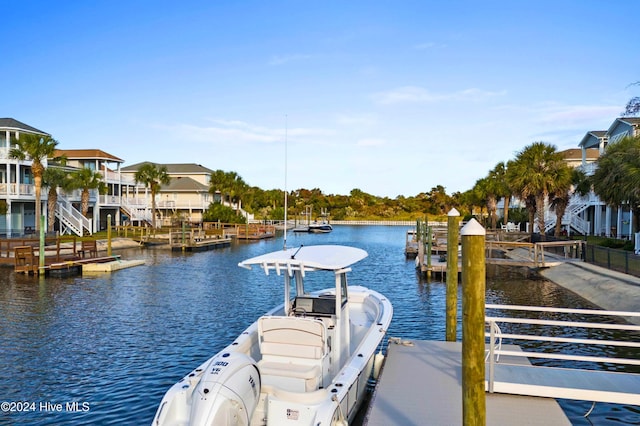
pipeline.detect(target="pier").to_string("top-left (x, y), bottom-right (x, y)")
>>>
top-left (415, 239), bottom-right (586, 276)
top-left (366, 305), bottom-right (640, 425)
top-left (365, 340), bottom-right (571, 425)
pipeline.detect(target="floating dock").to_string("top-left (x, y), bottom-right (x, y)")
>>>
top-left (365, 340), bottom-right (571, 425)
top-left (83, 259), bottom-right (146, 272)
top-left (170, 237), bottom-right (232, 251)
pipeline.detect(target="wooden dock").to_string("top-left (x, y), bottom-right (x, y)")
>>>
top-left (365, 340), bottom-right (571, 425)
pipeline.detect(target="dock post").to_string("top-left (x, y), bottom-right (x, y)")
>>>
top-left (446, 208), bottom-right (460, 342)
top-left (182, 221), bottom-right (186, 252)
top-left (426, 224), bottom-right (432, 279)
top-left (107, 214), bottom-right (112, 257)
top-left (417, 220), bottom-right (424, 273)
top-left (461, 218), bottom-right (486, 425)
top-left (38, 215), bottom-right (45, 276)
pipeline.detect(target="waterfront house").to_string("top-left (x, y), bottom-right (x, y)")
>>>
top-left (0, 118), bottom-right (51, 236)
top-left (1, 118), bottom-right (224, 236)
top-left (53, 149), bottom-right (133, 233)
top-left (575, 117), bottom-right (640, 238)
top-left (121, 162), bottom-right (215, 226)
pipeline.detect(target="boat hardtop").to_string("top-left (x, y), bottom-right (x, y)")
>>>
top-left (238, 244), bottom-right (367, 272)
top-left (153, 244), bottom-right (392, 426)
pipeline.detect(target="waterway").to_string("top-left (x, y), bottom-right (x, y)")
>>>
top-left (0, 226), bottom-right (638, 425)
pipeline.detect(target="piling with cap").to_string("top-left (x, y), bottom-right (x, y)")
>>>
top-left (461, 218), bottom-right (486, 425)
top-left (446, 208), bottom-right (460, 342)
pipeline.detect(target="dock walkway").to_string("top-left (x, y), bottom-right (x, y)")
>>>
top-left (365, 340), bottom-right (570, 425)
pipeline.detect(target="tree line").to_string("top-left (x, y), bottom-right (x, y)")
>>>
top-left (209, 134), bottom-right (640, 237)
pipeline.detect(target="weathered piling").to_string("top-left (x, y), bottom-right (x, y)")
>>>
top-left (107, 214), bottom-right (112, 257)
top-left (461, 218), bottom-right (486, 425)
top-left (446, 208), bottom-right (460, 342)
top-left (38, 215), bottom-right (45, 275)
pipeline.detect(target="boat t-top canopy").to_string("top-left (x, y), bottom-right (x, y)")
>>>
top-left (238, 245), bottom-right (368, 275)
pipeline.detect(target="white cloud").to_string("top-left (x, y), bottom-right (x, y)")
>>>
top-left (371, 86), bottom-right (506, 105)
top-left (268, 54), bottom-right (314, 66)
top-left (335, 113), bottom-right (377, 127)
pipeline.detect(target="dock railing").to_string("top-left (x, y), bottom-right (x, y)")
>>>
top-left (485, 304), bottom-right (640, 404)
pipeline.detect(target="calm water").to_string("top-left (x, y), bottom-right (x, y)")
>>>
top-left (0, 226), bottom-right (638, 425)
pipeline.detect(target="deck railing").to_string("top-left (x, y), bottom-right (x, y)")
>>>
top-left (484, 304), bottom-right (640, 404)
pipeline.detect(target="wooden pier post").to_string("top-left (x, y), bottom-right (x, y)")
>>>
top-left (426, 225), bottom-right (432, 279)
top-left (446, 208), bottom-right (460, 342)
top-left (107, 214), bottom-right (112, 257)
top-left (38, 215), bottom-right (45, 276)
top-left (461, 218), bottom-right (486, 425)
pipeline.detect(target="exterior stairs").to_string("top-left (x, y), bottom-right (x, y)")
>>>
top-left (120, 198), bottom-right (153, 226)
top-left (55, 194), bottom-right (93, 236)
top-left (544, 194), bottom-right (592, 235)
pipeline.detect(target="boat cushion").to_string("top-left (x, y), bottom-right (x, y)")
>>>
top-left (259, 317), bottom-right (326, 349)
top-left (258, 361), bottom-right (321, 380)
top-left (261, 341), bottom-right (323, 359)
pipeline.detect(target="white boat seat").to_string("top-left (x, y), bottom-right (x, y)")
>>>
top-left (258, 316), bottom-right (328, 392)
top-left (259, 362), bottom-right (320, 380)
top-left (259, 316), bottom-right (326, 352)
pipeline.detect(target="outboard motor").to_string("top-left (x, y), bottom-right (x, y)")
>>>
top-left (189, 352), bottom-right (261, 425)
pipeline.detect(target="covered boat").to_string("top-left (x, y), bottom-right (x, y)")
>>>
top-left (153, 244), bottom-right (392, 425)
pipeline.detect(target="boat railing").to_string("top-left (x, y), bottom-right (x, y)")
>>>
top-left (484, 304), bottom-right (640, 403)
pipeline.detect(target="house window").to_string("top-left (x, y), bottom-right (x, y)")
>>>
top-left (23, 168), bottom-right (33, 184)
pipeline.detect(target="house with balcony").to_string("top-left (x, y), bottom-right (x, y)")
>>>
top-left (571, 117), bottom-right (640, 238)
top-left (1, 118), bottom-right (223, 236)
top-left (53, 149), bottom-right (136, 233)
top-left (121, 162), bottom-right (215, 226)
top-left (0, 118), bottom-right (56, 236)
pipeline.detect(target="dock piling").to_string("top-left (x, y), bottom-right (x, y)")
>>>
top-left (461, 218), bottom-right (486, 425)
top-left (446, 208), bottom-right (460, 342)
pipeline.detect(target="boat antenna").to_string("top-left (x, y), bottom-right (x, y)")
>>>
top-left (291, 244), bottom-right (303, 259)
top-left (283, 114), bottom-right (288, 250)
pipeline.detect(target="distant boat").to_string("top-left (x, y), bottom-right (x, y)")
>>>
top-left (308, 222), bottom-right (333, 233)
top-left (292, 225), bottom-right (310, 233)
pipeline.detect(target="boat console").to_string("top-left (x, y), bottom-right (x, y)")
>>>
top-left (291, 295), bottom-right (336, 317)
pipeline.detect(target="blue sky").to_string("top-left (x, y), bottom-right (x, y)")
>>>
top-left (2, 1), bottom-right (638, 197)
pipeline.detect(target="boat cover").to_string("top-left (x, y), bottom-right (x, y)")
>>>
top-left (238, 245), bottom-right (367, 272)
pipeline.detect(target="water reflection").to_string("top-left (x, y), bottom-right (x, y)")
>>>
top-left (0, 227), bottom-right (637, 425)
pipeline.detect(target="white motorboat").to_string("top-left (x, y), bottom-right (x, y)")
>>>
top-left (153, 244), bottom-right (392, 426)
top-left (308, 222), bottom-right (333, 233)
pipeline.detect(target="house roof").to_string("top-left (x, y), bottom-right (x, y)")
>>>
top-left (0, 118), bottom-right (48, 135)
top-left (122, 162), bottom-right (214, 174)
top-left (618, 117), bottom-right (640, 126)
top-left (54, 149), bottom-right (124, 163)
top-left (161, 176), bottom-right (209, 192)
top-left (579, 130), bottom-right (607, 148)
top-left (607, 117), bottom-right (640, 135)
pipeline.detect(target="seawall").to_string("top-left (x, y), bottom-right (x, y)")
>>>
top-left (538, 261), bottom-right (640, 325)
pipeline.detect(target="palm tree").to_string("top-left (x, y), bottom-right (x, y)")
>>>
top-left (43, 164), bottom-right (71, 233)
top-left (209, 170), bottom-right (247, 212)
top-left (496, 161), bottom-right (513, 226)
top-left (547, 166), bottom-right (575, 237)
top-left (134, 163), bottom-right (171, 228)
top-left (507, 142), bottom-right (570, 238)
top-left (592, 135), bottom-right (640, 232)
top-left (68, 168), bottom-right (107, 219)
top-left (9, 133), bottom-right (59, 231)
